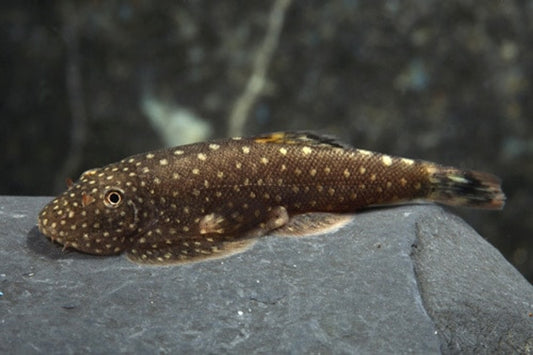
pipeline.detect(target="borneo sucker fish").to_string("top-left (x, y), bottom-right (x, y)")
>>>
top-left (38, 132), bottom-right (505, 265)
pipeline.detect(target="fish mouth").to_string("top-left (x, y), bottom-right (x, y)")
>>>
top-left (37, 192), bottom-right (138, 255)
top-left (36, 217), bottom-right (113, 255)
top-left (37, 205), bottom-right (132, 256)
top-left (37, 214), bottom-right (65, 246)
top-left (37, 202), bottom-right (77, 249)
top-left (37, 213), bottom-right (52, 238)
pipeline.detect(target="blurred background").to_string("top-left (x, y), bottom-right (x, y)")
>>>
top-left (2, 1), bottom-right (532, 282)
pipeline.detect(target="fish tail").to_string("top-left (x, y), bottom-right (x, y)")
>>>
top-left (427, 166), bottom-right (506, 210)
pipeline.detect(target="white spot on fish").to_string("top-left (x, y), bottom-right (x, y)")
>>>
top-left (382, 155), bottom-right (393, 166)
top-left (302, 146), bottom-right (312, 155)
top-left (197, 153), bottom-right (207, 161)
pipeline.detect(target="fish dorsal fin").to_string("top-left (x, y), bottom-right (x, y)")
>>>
top-left (253, 131), bottom-right (351, 149)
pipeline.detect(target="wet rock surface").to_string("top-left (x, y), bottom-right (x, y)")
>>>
top-left (1, 196), bottom-right (531, 353)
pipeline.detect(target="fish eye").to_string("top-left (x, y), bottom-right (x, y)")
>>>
top-left (104, 189), bottom-right (123, 208)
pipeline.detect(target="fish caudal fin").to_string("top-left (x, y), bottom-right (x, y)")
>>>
top-left (428, 167), bottom-right (506, 210)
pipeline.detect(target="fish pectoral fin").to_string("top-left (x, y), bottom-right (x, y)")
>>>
top-left (271, 212), bottom-right (353, 237)
top-left (125, 237), bottom-right (256, 265)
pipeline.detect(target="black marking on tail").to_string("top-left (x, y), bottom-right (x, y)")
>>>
top-left (429, 168), bottom-right (506, 210)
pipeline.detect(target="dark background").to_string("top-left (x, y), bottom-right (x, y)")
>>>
top-left (2, 1), bottom-right (532, 281)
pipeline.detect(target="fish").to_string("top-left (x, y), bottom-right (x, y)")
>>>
top-left (37, 132), bottom-right (505, 265)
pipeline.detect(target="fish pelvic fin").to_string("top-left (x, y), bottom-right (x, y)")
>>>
top-left (272, 213), bottom-right (353, 237)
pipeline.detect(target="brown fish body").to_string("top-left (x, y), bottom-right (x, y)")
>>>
top-left (38, 132), bottom-right (505, 264)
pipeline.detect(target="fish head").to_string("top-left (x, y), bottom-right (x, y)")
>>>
top-left (38, 163), bottom-right (143, 255)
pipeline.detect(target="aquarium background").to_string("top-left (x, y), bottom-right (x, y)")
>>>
top-left (2, 1), bottom-right (532, 281)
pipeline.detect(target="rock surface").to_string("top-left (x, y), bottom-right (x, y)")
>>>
top-left (1, 196), bottom-right (532, 354)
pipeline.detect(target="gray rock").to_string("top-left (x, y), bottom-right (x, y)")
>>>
top-left (0, 196), bottom-right (531, 354)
